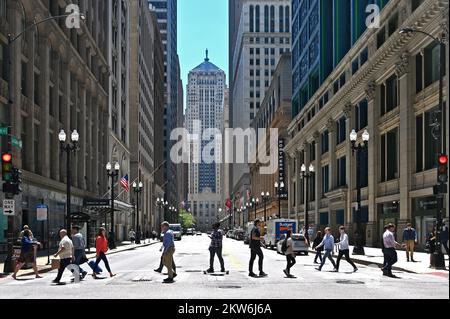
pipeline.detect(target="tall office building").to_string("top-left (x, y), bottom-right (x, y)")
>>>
top-left (186, 52), bottom-right (226, 231)
top-left (291, 0), bottom-right (391, 116)
top-left (148, 0), bottom-right (179, 207)
top-left (229, 0), bottom-right (291, 206)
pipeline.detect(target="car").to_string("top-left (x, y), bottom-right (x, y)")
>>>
top-left (276, 233), bottom-right (309, 255)
top-left (169, 224), bottom-right (182, 240)
top-left (196, 231), bottom-right (202, 236)
top-left (234, 229), bottom-right (245, 241)
top-left (226, 229), bottom-right (235, 238)
top-left (186, 228), bottom-right (194, 235)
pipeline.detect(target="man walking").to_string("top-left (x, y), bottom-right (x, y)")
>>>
top-left (382, 223), bottom-right (404, 278)
top-left (249, 219), bottom-right (267, 278)
top-left (161, 221), bottom-right (176, 283)
top-left (71, 226), bottom-right (88, 280)
top-left (402, 223), bottom-right (417, 262)
top-left (335, 226), bottom-right (358, 272)
top-left (206, 223), bottom-right (226, 273)
top-left (315, 227), bottom-right (337, 272)
top-left (52, 229), bottom-right (74, 284)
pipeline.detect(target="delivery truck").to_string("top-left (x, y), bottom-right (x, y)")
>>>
top-left (264, 219), bottom-right (297, 249)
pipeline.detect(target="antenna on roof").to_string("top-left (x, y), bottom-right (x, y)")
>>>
top-left (205, 48), bottom-right (209, 62)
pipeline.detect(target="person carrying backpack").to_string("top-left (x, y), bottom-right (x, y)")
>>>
top-left (282, 230), bottom-right (296, 278)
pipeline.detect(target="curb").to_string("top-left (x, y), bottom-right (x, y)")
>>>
top-left (2, 240), bottom-right (159, 278)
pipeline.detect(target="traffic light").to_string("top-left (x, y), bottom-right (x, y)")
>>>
top-left (11, 167), bottom-right (22, 195)
top-left (2, 153), bottom-right (13, 181)
top-left (438, 154), bottom-right (448, 184)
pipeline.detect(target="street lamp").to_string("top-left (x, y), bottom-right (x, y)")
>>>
top-left (261, 191), bottom-right (270, 222)
top-left (399, 27), bottom-right (446, 269)
top-left (274, 181), bottom-right (285, 218)
top-left (59, 129), bottom-right (79, 232)
top-left (251, 197), bottom-right (259, 220)
top-left (300, 163), bottom-right (314, 240)
top-left (106, 162), bottom-right (120, 249)
top-left (350, 129), bottom-right (369, 255)
top-left (156, 197), bottom-right (167, 226)
top-left (132, 181), bottom-right (143, 244)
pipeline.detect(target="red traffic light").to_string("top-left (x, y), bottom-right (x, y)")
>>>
top-left (2, 153), bottom-right (12, 163)
top-left (439, 154), bottom-right (448, 165)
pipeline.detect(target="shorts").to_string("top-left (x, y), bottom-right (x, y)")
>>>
top-left (17, 251), bottom-right (35, 264)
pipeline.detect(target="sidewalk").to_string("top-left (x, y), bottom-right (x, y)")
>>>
top-left (311, 245), bottom-right (449, 275)
top-left (0, 239), bottom-right (159, 278)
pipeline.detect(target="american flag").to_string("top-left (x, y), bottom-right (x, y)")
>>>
top-left (120, 174), bottom-right (129, 192)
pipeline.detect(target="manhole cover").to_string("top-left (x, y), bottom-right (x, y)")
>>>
top-left (218, 285), bottom-right (241, 289)
top-left (336, 280), bottom-right (364, 285)
top-left (185, 270), bottom-right (202, 273)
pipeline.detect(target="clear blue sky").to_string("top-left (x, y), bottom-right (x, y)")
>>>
top-left (178, 0), bottom-right (229, 109)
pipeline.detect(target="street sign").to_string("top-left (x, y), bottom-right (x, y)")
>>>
top-left (11, 136), bottom-right (23, 149)
top-left (83, 198), bottom-right (110, 207)
top-left (2, 199), bottom-right (15, 216)
top-left (0, 127), bottom-right (8, 136)
top-left (37, 204), bottom-right (48, 221)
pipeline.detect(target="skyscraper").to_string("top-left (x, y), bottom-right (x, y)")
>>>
top-left (186, 52), bottom-right (226, 231)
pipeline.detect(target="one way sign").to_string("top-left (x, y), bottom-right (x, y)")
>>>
top-left (2, 199), bottom-right (15, 216)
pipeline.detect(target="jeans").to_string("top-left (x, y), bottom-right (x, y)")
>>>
top-left (249, 246), bottom-right (264, 273)
top-left (54, 258), bottom-right (72, 282)
top-left (336, 249), bottom-right (357, 271)
top-left (72, 249), bottom-right (87, 275)
top-left (405, 240), bottom-right (415, 260)
top-left (162, 247), bottom-right (175, 278)
top-left (209, 246), bottom-right (225, 271)
top-left (383, 248), bottom-right (397, 273)
top-left (318, 249), bottom-right (336, 270)
top-left (314, 250), bottom-right (323, 263)
top-left (94, 251), bottom-right (112, 273)
top-left (286, 254), bottom-right (296, 274)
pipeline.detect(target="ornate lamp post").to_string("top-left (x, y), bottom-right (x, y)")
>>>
top-left (274, 182), bottom-right (285, 218)
top-left (350, 129), bottom-right (370, 255)
top-left (132, 181), bottom-right (143, 244)
top-left (261, 192), bottom-right (270, 222)
top-left (59, 130), bottom-right (79, 232)
top-left (106, 162), bottom-right (120, 249)
top-left (300, 163), bottom-right (315, 240)
top-left (251, 197), bottom-right (259, 220)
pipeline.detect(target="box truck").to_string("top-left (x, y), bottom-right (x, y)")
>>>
top-left (264, 219), bottom-right (297, 249)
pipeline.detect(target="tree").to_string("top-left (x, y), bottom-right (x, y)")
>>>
top-left (179, 209), bottom-right (196, 229)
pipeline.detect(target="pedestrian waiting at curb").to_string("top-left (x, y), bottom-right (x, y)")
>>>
top-left (425, 227), bottom-right (437, 268)
top-left (12, 229), bottom-right (42, 280)
top-left (315, 227), bottom-right (337, 272)
top-left (249, 219), bottom-right (267, 278)
top-left (52, 229), bottom-right (73, 284)
top-left (382, 223), bottom-right (405, 278)
top-left (71, 226), bottom-right (88, 280)
top-left (335, 226), bottom-right (358, 273)
top-left (92, 227), bottom-right (116, 279)
top-left (282, 230), bottom-right (296, 278)
top-left (312, 231), bottom-right (323, 264)
top-left (160, 221), bottom-right (176, 283)
top-left (206, 223), bottom-right (226, 273)
top-left (402, 223), bottom-right (417, 262)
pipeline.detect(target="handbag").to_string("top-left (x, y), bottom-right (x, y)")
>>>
top-left (51, 259), bottom-right (60, 270)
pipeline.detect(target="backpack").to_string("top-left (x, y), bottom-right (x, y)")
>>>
top-left (281, 237), bottom-right (288, 254)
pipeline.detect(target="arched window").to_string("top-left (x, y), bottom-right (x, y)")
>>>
top-left (285, 6), bottom-right (290, 33)
top-left (270, 6), bottom-right (275, 32)
top-left (249, 5), bottom-right (254, 32)
top-left (264, 5), bottom-right (269, 32)
top-left (255, 5), bottom-right (260, 32)
top-left (279, 6), bottom-right (284, 33)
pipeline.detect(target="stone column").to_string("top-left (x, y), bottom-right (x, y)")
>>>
top-left (38, 36), bottom-right (50, 178)
top-left (314, 131), bottom-right (321, 227)
top-left (344, 103), bottom-right (354, 234)
top-left (295, 149), bottom-right (302, 222)
top-left (327, 118), bottom-right (337, 189)
top-left (366, 81), bottom-right (379, 247)
top-left (396, 52), bottom-right (413, 234)
top-left (52, 54), bottom-right (61, 181)
top-left (303, 142), bottom-right (310, 226)
top-left (78, 81), bottom-right (87, 190)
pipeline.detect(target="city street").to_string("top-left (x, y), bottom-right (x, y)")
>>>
top-left (0, 234), bottom-right (448, 299)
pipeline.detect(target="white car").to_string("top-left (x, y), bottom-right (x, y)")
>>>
top-left (277, 233), bottom-right (309, 255)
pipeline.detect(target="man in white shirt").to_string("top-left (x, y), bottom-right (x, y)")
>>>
top-left (335, 226), bottom-right (358, 272)
top-left (382, 223), bottom-right (404, 278)
top-left (52, 229), bottom-right (74, 284)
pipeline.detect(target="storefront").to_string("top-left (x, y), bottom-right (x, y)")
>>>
top-left (412, 196), bottom-right (438, 249)
top-left (377, 201), bottom-right (400, 246)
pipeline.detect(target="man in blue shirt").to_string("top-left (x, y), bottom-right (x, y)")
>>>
top-left (402, 223), bottom-right (417, 262)
top-left (315, 227), bottom-right (337, 271)
top-left (161, 222), bottom-right (176, 283)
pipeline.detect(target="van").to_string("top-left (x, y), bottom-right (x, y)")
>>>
top-left (264, 219), bottom-right (297, 249)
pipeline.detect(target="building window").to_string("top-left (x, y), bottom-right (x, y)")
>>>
top-left (310, 141), bottom-right (315, 161)
top-left (416, 107), bottom-right (440, 172)
top-left (336, 209), bottom-right (345, 226)
top-left (337, 156), bottom-right (346, 187)
top-left (322, 130), bottom-right (329, 154)
top-left (424, 42), bottom-right (445, 88)
top-left (377, 28), bottom-right (385, 49)
top-left (322, 165), bottom-right (329, 196)
top-left (270, 5), bottom-right (275, 32)
top-left (264, 5), bottom-right (269, 32)
top-left (355, 99), bottom-right (368, 132)
top-left (285, 6), bottom-right (290, 33)
top-left (380, 75), bottom-right (398, 116)
top-left (336, 116), bottom-right (346, 145)
top-left (279, 6), bottom-right (284, 32)
top-left (380, 128), bottom-right (398, 182)
top-left (255, 5), bottom-right (260, 32)
top-left (0, 43), bottom-right (7, 80)
top-left (249, 5), bottom-right (254, 32)
top-left (49, 85), bottom-right (55, 117)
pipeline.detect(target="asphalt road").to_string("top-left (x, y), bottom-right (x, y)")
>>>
top-left (0, 234), bottom-right (448, 299)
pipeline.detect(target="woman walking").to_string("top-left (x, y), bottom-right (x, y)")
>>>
top-left (12, 229), bottom-right (42, 280)
top-left (312, 231), bottom-right (323, 264)
top-left (92, 227), bottom-right (116, 278)
top-left (283, 231), bottom-right (296, 278)
top-left (426, 227), bottom-right (437, 268)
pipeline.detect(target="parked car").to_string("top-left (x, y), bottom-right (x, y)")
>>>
top-left (196, 231), bottom-right (202, 236)
top-left (234, 229), bottom-right (245, 241)
top-left (186, 228), bottom-right (194, 235)
top-left (226, 229), bottom-right (235, 238)
top-left (276, 233), bottom-right (309, 255)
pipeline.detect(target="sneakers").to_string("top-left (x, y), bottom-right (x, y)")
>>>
top-left (353, 268), bottom-right (358, 273)
top-left (206, 268), bottom-right (214, 274)
top-left (81, 272), bottom-right (87, 280)
top-left (52, 279), bottom-right (60, 284)
top-left (332, 268), bottom-right (338, 272)
top-left (411, 259), bottom-right (417, 263)
top-left (163, 277), bottom-right (174, 283)
top-left (221, 269), bottom-right (226, 273)
top-left (173, 273), bottom-right (178, 278)
top-left (249, 272), bottom-right (258, 278)
top-left (259, 271), bottom-right (268, 277)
